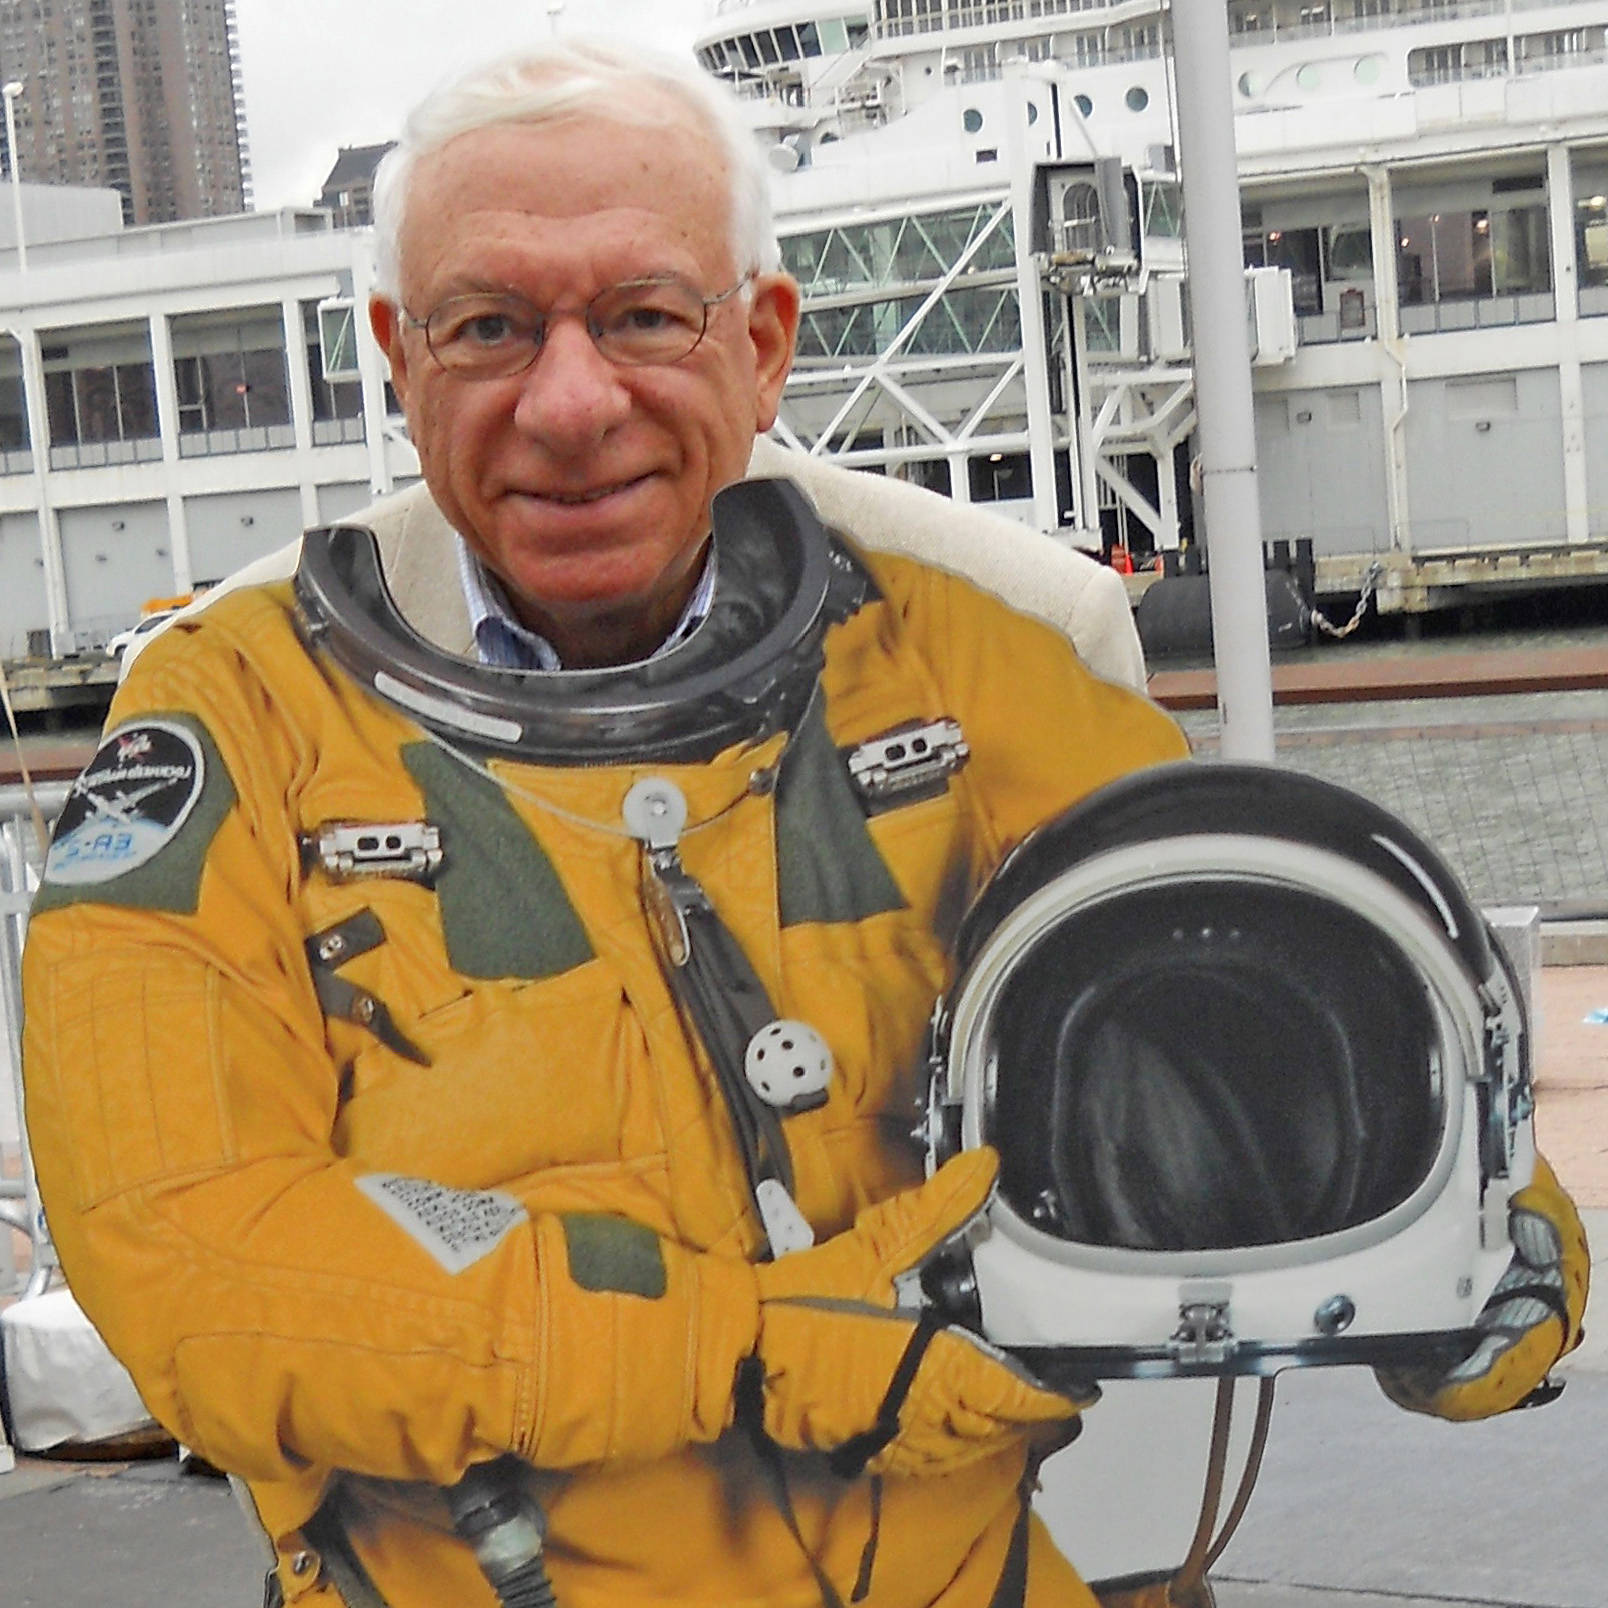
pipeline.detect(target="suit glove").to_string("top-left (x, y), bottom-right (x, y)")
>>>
top-left (1377, 1156), bottom-right (1589, 1421)
top-left (521, 1148), bottom-right (1084, 1475)
top-left (746, 1148), bottom-right (1088, 1477)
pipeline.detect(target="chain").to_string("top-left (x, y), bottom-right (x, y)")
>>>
top-left (419, 712), bottom-right (800, 845)
top-left (1308, 560), bottom-right (1383, 641)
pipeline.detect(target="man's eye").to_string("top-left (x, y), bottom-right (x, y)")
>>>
top-left (621, 305), bottom-right (674, 332)
top-left (599, 292), bottom-right (699, 339)
top-left (459, 313), bottom-right (518, 345)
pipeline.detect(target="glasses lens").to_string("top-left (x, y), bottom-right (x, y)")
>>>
top-left (424, 296), bottom-right (541, 377)
top-left (590, 279), bottom-right (708, 366)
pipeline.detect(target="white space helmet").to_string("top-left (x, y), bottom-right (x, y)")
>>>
top-left (923, 762), bottom-right (1533, 1380)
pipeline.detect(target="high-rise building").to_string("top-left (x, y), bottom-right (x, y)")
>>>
top-left (317, 143), bottom-right (393, 230)
top-left (0, 0), bottom-right (250, 227)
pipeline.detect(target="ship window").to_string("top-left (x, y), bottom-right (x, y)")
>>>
top-left (756, 30), bottom-right (780, 64)
top-left (1408, 38), bottom-right (1507, 87)
top-left (1125, 86), bottom-right (1149, 112)
top-left (1245, 227), bottom-right (1323, 313)
top-left (1074, 93), bottom-right (1093, 117)
top-left (798, 20), bottom-right (822, 55)
top-left (1395, 206), bottom-right (1549, 302)
top-left (963, 107), bottom-right (984, 133)
top-left (1323, 223), bottom-right (1373, 283)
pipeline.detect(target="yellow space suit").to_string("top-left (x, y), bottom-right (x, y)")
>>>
top-left (22, 486), bottom-right (1189, 1608)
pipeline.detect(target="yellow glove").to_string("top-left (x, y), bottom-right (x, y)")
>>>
top-left (1377, 1157), bottom-right (1589, 1422)
top-left (746, 1148), bottom-right (1088, 1477)
top-left (521, 1149), bottom-right (1084, 1475)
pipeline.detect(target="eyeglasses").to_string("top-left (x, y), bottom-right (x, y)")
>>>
top-left (402, 273), bottom-right (754, 380)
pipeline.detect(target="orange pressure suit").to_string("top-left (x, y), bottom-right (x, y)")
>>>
top-left (21, 509), bottom-right (1189, 1608)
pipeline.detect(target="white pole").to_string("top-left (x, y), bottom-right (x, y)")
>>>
top-left (2, 83), bottom-right (25, 274)
top-left (1170, 2), bottom-right (1274, 761)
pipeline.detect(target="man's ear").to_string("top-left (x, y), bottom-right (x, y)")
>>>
top-left (369, 295), bottom-right (410, 406)
top-left (748, 272), bottom-right (801, 433)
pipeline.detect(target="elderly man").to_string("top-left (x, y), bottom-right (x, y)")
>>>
top-left (23, 38), bottom-right (1187, 1608)
top-left (20, 35), bottom-right (1583, 1608)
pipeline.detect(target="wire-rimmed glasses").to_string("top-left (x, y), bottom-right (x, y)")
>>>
top-left (403, 273), bottom-right (754, 380)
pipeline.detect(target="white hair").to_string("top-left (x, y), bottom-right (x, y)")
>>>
top-left (369, 37), bottom-right (779, 301)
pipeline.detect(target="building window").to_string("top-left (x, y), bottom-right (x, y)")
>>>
top-left (1575, 184), bottom-right (1608, 291)
top-left (303, 300), bottom-right (364, 427)
top-left (170, 305), bottom-right (292, 449)
top-left (0, 340), bottom-right (28, 460)
top-left (38, 322), bottom-right (159, 450)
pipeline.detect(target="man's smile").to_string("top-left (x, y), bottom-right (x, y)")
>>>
top-left (520, 473), bottom-right (652, 507)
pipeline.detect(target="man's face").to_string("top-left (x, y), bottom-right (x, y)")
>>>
top-left (371, 103), bottom-right (799, 667)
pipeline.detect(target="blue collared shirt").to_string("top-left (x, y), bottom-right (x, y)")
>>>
top-left (454, 534), bottom-right (718, 670)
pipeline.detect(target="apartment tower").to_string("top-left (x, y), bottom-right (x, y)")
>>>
top-left (0, 0), bottom-right (249, 225)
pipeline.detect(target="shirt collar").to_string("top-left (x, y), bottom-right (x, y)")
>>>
top-left (454, 533), bottom-right (718, 671)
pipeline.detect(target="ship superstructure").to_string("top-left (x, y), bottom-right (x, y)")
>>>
top-left (693, 0), bottom-right (1608, 613)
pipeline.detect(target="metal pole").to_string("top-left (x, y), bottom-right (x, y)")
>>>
top-left (3, 83), bottom-right (25, 274)
top-left (1170, 1), bottom-right (1274, 761)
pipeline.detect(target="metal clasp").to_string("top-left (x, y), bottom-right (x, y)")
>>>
top-left (303, 821), bottom-right (443, 885)
top-left (847, 718), bottom-right (969, 806)
top-left (1169, 1285), bottom-right (1235, 1368)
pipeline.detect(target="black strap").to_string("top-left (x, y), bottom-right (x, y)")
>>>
top-left (986, 1483), bottom-right (1033, 1608)
top-left (305, 913), bottom-right (431, 1067)
top-left (299, 1502), bottom-right (394, 1608)
top-left (849, 1476), bottom-right (883, 1603)
top-left (735, 1358), bottom-right (851, 1608)
top-left (1491, 1280), bottom-right (1572, 1332)
top-left (827, 1309), bottom-right (947, 1481)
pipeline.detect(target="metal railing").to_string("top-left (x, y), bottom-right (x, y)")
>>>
top-left (1, 783), bottom-right (71, 1308)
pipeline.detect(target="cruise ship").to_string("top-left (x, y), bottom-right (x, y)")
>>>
top-left (690, 0), bottom-right (1608, 618)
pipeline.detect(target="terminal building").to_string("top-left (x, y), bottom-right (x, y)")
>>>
top-left (0, 197), bottom-right (411, 658)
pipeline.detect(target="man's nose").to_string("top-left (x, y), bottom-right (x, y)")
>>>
top-left (510, 315), bottom-right (631, 448)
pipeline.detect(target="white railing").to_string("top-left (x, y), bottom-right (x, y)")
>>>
top-left (0, 783), bottom-right (71, 1310)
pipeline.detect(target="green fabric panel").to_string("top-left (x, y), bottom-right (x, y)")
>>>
top-left (774, 702), bottom-right (906, 927)
top-left (561, 1213), bottom-right (668, 1299)
top-left (401, 743), bottom-right (594, 981)
top-left (33, 715), bottom-right (236, 918)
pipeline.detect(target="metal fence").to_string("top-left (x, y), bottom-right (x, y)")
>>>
top-left (1, 783), bottom-right (70, 1307)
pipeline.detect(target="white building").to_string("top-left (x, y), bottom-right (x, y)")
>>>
top-left (0, 206), bottom-right (415, 658)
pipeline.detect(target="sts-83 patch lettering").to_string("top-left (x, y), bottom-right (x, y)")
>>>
top-left (45, 720), bottom-right (209, 886)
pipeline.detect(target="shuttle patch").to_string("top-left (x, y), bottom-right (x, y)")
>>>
top-left (36, 717), bottom-right (235, 914)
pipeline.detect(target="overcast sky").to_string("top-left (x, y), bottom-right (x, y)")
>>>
top-left (233, 0), bottom-right (713, 212)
